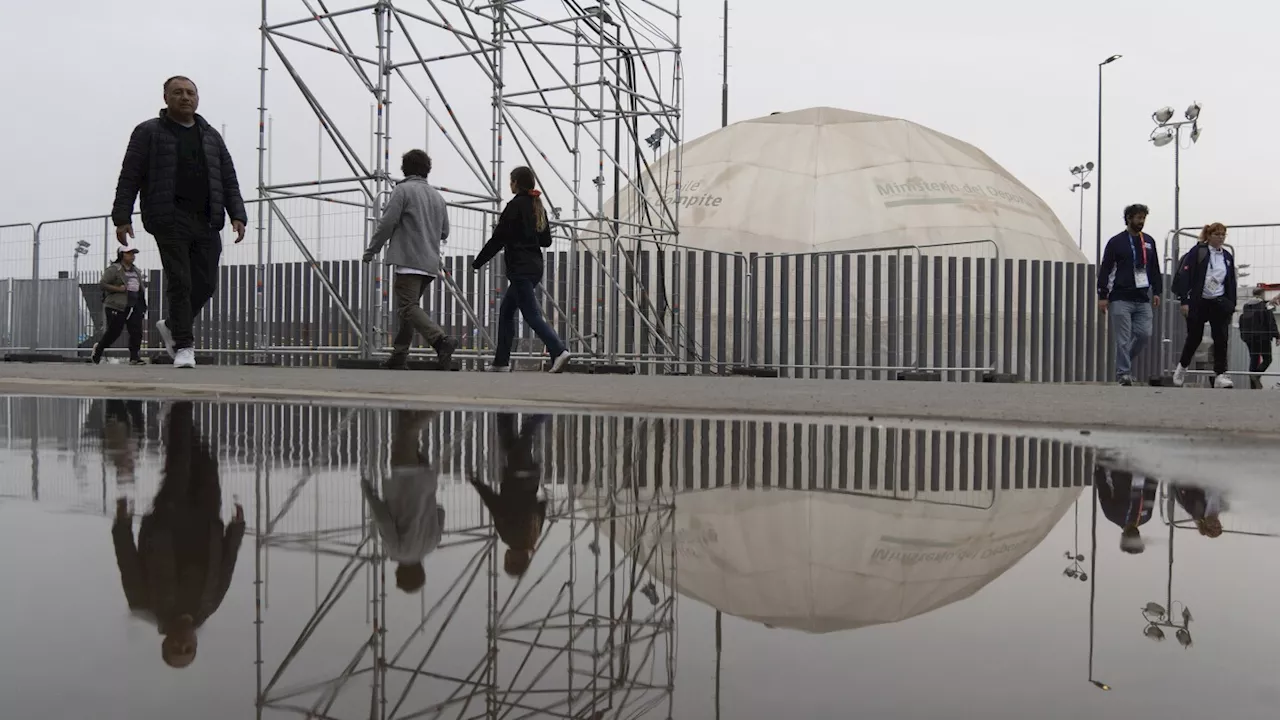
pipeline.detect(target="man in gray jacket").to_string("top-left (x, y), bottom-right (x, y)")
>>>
top-left (363, 150), bottom-right (458, 370)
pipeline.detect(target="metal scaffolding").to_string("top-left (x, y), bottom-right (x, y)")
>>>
top-left (257, 0), bottom-right (683, 366)
top-left (253, 409), bottom-right (677, 720)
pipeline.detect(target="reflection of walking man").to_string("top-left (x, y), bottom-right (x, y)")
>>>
top-left (111, 75), bottom-right (247, 369)
top-left (361, 410), bottom-right (445, 594)
top-left (1097, 204), bottom-right (1162, 386)
top-left (111, 401), bottom-right (244, 668)
top-left (1094, 465), bottom-right (1158, 554)
top-left (470, 413), bottom-right (549, 577)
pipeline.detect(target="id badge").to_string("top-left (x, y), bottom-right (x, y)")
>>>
top-left (1134, 269), bottom-right (1150, 289)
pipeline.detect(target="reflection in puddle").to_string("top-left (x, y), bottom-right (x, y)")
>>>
top-left (0, 397), bottom-right (1277, 720)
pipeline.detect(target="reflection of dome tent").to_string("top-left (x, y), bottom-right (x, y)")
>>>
top-left (612, 107), bottom-right (1084, 263)
top-left (581, 486), bottom-right (1079, 633)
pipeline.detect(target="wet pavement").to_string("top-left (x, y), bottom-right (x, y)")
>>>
top-left (1, 395), bottom-right (1277, 720)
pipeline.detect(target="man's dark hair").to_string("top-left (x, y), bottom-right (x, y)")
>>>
top-left (401, 150), bottom-right (432, 178)
top-left (1124, 204), bottom-right (1149, 222)
top-left (163, 76), bottom-right (197, 93)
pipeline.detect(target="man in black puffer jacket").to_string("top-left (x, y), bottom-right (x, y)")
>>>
top-left (112, 76), bottom-right (247, 369)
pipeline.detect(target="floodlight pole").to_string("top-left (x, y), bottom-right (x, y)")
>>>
top-left (1095, 55), bottom-right (1121, 264)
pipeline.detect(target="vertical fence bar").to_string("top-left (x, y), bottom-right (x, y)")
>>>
top-left (1030, 260), bottom-right (1041, 382)
top-left (1016, 260), bottom-right (1027, 380)
top-left (808, 255), bottom-right (820, 380)
top-left (932, 256), bottom-right (943, 372)
top-left (888, 254), bottom-right (899, 376)
top-left (855, 255), bottom-right (866, 380)
top-left (779, 256), bottom-right (790, 377)
top-left (917, 257), bottom-right (929, 373)
top-left (763, 256), bottom-right (774, 370)
top-left (946, 257), bottom-right (958, 381)
top-left (903, 255), bottom-right (914, 369)
top-left (794, 255), bottom-right (806, 378)
top-left (840, 255), bottom-right (851, 380)
top-left (1064, 264), bottom-right (1077, 382)
top-left (717, 253), bottom-right (728, 374)
top-left (961, 257), bottom-right (972, 382)
top-left (825, 254), bottom-right (836, 380)
top-left (871, 255), bottom-right (882, 381)
top-left (1086, 264), bottom-right (1098, 381)
top-left (975, 257), bottom-right (986, 377)
top-left (1044, 261), bottom-right (1055, 382)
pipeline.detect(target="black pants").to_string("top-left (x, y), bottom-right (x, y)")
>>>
top-left (98, 305), bottom-right (145, 360)
top-left (1246, 338), bottom-right (1273, 389)
top-left (156, 211), bottom-right (223, 350)
top-left (1178, 298), bottom-right (1233, 375)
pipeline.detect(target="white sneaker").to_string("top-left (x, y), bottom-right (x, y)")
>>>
top-left (155, 320), bottom-right (176, 358)
top-left (487, 364), bottom-right (511, 373)
top-left (1214, 374), bottom-right (1234, 389)
top-left (549, 351), bottom-right (572, 374)
top-left (174, 347), bottom-right (196, 369)
top-left (1172, 364), bottom-right (1187, 387)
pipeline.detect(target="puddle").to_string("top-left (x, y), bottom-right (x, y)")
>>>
top-left (0, 396), bottom-right (1277, 719)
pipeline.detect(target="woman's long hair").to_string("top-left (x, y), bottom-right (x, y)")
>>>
top-left (1199, 222), bottom-right (1227, 244)
top-left (510, 166), bottom-right (547, 232)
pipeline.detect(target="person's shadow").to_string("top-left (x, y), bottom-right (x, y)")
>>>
top-left (111, 401), bottom-right (244, 668)
top-left (470, 413), bottom-right (549, 577)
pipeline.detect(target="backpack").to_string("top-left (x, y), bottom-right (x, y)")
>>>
top-left (1239, 300), bottom-right (1270, 339)
top-left (1171, 244), bottom-right (1209, 300)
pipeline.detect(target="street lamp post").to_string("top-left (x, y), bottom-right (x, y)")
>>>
top-left (1149, 102), bottom-right (1203, 265)
top-left (1095, 54), bottom-right (1122, 264)
top-left (1070, 162), bottom-right (1094, 250)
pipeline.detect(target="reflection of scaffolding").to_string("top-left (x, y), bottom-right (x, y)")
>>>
top-left (254, 409), bottom-right (675, 720)
top-left (258, 0), bottom-right (683, 365)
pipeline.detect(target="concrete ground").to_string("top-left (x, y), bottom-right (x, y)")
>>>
top-left (1, 361), bottom-right (1278, 439)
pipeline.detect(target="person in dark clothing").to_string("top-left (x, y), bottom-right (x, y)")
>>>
top-left (1093, 465), bottom-right (1159, 554)
top-left (1097, 204), bottom-right (1163, 386)
top-left (1171, 223), bottom-right (1238, 388)
top-left (111, 401), bottom-right (244, 668)
top-left (111, 76), bottom-right (247, 370)
top-left (470, 413), bottom-right (550, 576)
top-left (1172, 484), bottom-right (1226, 538)
top-left (1238, 289), bottom-right (1279, 389)
top-left (93, 246), bottom-right (148, 365)
top-left (472, 167), bottom-right (571, 373)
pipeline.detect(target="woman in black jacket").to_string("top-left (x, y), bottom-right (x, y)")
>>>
top-left (472, 167), bottom-right (571, 373)
top-left (1172, 223), bottom-right (1237, 388)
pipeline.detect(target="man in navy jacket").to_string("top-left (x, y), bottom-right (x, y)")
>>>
top-left (1097, 204), bottom-right (1163, 385)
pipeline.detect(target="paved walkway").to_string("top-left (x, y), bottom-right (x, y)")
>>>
top-left (1, 362), bottom-right (1278, 438)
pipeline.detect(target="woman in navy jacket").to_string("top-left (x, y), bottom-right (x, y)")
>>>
top-left (1172, 223), bottom-right (1237, 388)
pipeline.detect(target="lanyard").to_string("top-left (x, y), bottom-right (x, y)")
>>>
top-left (1129, 233), bottom-right (1147, 267)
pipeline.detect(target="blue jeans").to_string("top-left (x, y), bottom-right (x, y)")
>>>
top-left (1111, 300), bottom-right (1153, 379)
top-left (494, 278), bottom-right (566, 367)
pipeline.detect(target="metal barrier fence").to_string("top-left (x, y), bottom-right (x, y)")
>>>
top-left (6, 203), bottom-right (1280, 383)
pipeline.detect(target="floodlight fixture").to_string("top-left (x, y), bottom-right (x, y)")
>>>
top-left (1150, 128), bottom-right (1175, 147)
top-left (1185, 102), bottom-right (1201, 121)
top-left (1153, 107), bottom-right (1175, 125)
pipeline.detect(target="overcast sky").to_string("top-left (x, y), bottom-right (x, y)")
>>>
top-left (1, 0), bottom-right (1274, 265)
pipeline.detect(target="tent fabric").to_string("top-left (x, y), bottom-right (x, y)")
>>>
top-left (613, 107), bottom-right (1084, 263)
top-left (580, 485), bottom-right (1080, 634)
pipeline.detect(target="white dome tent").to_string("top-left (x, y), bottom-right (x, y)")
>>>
top-left (616, 107), bottom-right (1083, 262)
top-left (578, 484), bottom-right (1080, 633)
top-left (592, 108), bottom-right (1086, 379)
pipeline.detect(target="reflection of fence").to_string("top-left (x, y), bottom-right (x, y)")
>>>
top-left (10, 203), bottom-right (1280, 382)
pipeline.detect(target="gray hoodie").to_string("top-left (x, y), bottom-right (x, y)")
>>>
top-left (364, 177), bottom-right (450, 275)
